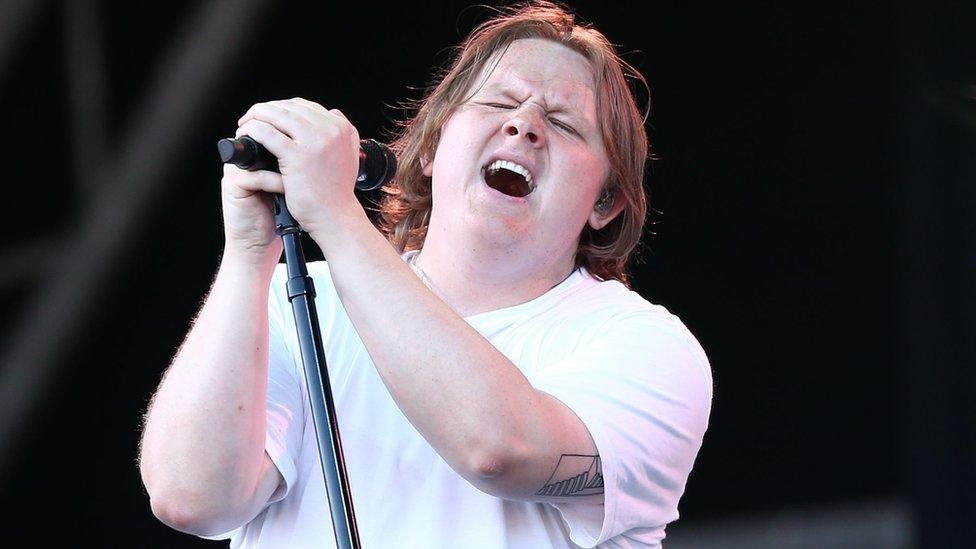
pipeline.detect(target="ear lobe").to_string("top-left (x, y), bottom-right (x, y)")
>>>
top-left (421, 156), bottom-right (433, 177)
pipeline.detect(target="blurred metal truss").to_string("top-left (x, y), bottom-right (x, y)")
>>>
top-left (0, 0), bottom-right (273, 478)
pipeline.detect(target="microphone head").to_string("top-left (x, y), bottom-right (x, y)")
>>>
top-left (357, 139), bottom-right (397, 191)
top-left (218, 136), bottom-right (277, 172)
top-left (217, 138), bottom-right (245, 164)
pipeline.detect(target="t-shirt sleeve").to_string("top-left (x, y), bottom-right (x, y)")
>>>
top-left (263, 265), bottom-right (306, 505)
top-left (531, 312), bottom-right (713, 547)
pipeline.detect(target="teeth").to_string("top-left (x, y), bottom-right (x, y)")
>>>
top-left (486, 159), bottom-right (533, 187)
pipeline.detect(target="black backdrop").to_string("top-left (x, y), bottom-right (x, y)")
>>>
top-left (1, 1), bottom-right (972, 547)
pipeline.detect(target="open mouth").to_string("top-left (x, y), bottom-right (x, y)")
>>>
top-left (483, 160), bottom-right (535, 198)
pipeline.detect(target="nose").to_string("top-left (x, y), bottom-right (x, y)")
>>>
top-left (502, 105), bottom-right (546, 147)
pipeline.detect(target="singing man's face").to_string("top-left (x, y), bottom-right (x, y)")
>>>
top-left (424, 38), bottom-right (616, 267)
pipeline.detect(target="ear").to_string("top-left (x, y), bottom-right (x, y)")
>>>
top-left (587, 193), bottom-right (626, 231)
top-left (421, 155), bottom-right (433, 177)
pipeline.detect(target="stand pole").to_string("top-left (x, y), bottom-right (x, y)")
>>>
top-left (272, 194), bottom-right (360, 549)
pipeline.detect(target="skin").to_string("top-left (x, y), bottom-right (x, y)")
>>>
top-left (139, 38), bottom-right (626, 536)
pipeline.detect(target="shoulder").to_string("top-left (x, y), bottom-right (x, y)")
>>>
top-left (568, 272), bottom-right (712, 384)
top-left (564, 272), bottom-right (699, 338)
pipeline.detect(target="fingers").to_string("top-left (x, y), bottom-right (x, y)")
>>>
top-left (222, 163), bottom-right (285, 195)
top-left (238, 98), bottom-right (348, 144)
top-left (235, 118), bottom-right (293, 159)
top-left (238, 102), bottom-right (313, 141)
top-left (288, 97), bottom-right (329, 115)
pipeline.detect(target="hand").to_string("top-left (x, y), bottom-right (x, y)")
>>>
top-left (234, 98), bottom-right (362, 239)
top-left (219, 161), bottom-right (283, 265)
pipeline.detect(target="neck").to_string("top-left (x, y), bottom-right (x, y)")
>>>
top-left (413, 223), bottom-right (578, 317)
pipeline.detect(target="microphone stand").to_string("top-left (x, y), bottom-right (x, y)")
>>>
top-left (271, 193), bottom-right (360, 548)
top-left (218, 135), bottom-right (393, 548)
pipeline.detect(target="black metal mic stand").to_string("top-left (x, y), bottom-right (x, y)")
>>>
top-left (272, 194), bottom-right (360, 549)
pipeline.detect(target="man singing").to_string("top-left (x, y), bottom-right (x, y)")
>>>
top-left (139, 2), bottom-right (712, 547)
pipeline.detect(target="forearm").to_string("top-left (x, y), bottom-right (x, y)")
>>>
top-left (311, 212), bottom-right (544, 480)
top-left (139, 251), bottom-right (278, 524)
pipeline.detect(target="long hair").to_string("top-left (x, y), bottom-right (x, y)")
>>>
top-left (378, 1), bottom-right (650, 285)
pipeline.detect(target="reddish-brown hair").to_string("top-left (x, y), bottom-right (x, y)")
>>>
top-left (378, 1), bottom-right (649, 285)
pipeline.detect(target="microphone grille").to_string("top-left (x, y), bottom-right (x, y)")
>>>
top-left (358, 139), bottom-right (397, 191)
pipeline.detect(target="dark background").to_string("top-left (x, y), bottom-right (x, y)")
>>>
top-left (1, 1), bottom-right (972, 547)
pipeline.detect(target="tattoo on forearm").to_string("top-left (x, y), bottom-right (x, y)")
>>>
top-left (536, 454), bottom-right (604, 497)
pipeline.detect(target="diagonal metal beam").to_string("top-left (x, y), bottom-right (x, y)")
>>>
top-left (0, 237), bottom-right (63, 289)
top-left (0, 0), bottom-right (274, 479)
top-left (63, 0), bottom-right (109, 201)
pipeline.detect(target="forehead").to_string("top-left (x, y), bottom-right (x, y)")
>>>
top-left (477, 38), bottom-right (597, 109)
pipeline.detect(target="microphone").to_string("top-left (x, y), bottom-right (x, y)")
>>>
top-left (217, 135), bottom-right (397, 191)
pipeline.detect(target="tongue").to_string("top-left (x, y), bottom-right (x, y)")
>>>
top-left (485, 168), bottom-right (530, 198)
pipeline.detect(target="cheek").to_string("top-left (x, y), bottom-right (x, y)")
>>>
top-left (432, 114), bottom-right (475, 171)
top-left (552, 151), bottom-right (610, 206)
top-left (429, 123), bottom-right (474, 197)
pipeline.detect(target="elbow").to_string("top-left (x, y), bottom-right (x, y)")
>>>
top-left (464, 441), bottom-right (530, 499)
top-left (469, 451), bottom-right (509, 480)
top-left (140, 455), bottom-right (249, 536)
top-left (141, 464), bottom-right (210, 534)
top-left (147, 487), bottom-right (240, 537)
top-left (465, 427), bottom-right (536, 482)
top-left (466, 435), bottom-right (526, 481)
top-left (150, 495), bottom-right (205, 534)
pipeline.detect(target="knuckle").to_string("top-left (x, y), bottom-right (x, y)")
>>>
top-left (242, 120), bottom-right (273, 141)
top-left (236, 119), bottom-right (262, 135)
top-left (238, 118), bottom-right (260, 132)
top-left (241, 102), bottom-right (266, 118)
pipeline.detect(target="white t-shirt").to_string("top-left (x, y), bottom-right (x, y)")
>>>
top-left (208, 253), bottom-right (712, 548)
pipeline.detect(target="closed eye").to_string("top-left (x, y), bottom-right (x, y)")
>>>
top-left (481, 101), bottom-right (580, 136)
top-left (549, 118), bottom-right (578, 136)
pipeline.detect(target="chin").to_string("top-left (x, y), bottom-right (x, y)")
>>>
top-left (469, 215), bottom-right (533, 247)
